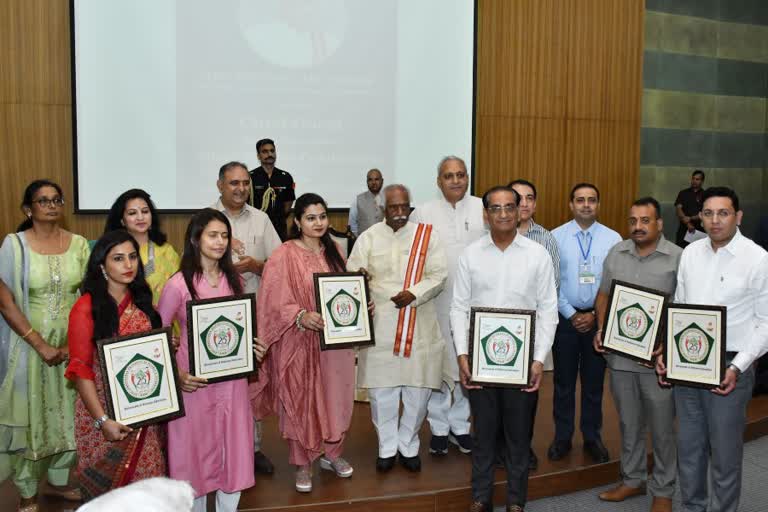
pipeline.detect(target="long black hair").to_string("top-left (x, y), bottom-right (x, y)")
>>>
top-left (179, 209), bottom-right (243, 300)
top-left (17, 180), bottom-right (64, 232)
top-left (104, 188), bottom-right (168, 245)
top-left (82, 230), bottom-right (161, 340)
top-left (289, 193), bottom-right (345, 272)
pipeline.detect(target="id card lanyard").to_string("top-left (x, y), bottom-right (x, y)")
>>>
top-left (577, 232), bottom-right (595, 285)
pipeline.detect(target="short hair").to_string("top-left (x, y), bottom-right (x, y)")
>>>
top-left (703, 186), bottom-right (740, 212)
top-left (382, 184), bottom-right (411, 205)
top-left (569, 182), bottom-right (600, 202)
top-left (482, 186), bottom-right (520, 209)
top-left (507, 179), bottom-right (537, 199)
top-left (631, 196), bottom-right (661, 219)
top-left (256, 138), bottom-right (275, 152)
top-left (692, 169), bottom-right (705, 179)
top-left (436, 155), bottom-right (467, 177)
top-left (218, 161), bottom-right (248, 180)
top-left (367, 168), bottom-right (382, 178)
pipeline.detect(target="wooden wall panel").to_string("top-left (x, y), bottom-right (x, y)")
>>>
top-left (476, 0), bottom-right (644, 235)
top-left (0, 0), bottom-right (644, 247)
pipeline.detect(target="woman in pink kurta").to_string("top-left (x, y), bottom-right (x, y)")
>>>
top-left (157, 209), bottom-right (254, 512)
top-left (252, 193), bottom-right (356, 493)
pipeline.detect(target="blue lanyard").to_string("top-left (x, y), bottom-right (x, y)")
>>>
top-left (577, 232), bottom-right (592, 262)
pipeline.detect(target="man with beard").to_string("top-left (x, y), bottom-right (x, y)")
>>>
top-left (593, 197), bottom-right (680, 512)
top-left (212, 161), bottom-right (282, 475)
top-left (674, 169), bottom-right (705, 248)
top-left (348, 168), bottom-right (385, 236)
top-left (549, 183), bottom-right (621, 463)
top-left (249, 138), bottom-right (296, 241)
top-left (347, 184), bottom-right (448, 472)
top-left (658, 187), bottom-right (768, 512)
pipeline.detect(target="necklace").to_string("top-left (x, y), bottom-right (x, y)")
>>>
top-left (203, 270), bottom-right (221, 288)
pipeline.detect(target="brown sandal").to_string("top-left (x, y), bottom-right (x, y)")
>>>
top-left (45, 485), bottom-right (82, 501)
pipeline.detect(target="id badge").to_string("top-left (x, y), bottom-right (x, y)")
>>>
top-left (578, 263), bottom-right (595, 285)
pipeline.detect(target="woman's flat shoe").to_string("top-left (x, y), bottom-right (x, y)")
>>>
top-left (295, 466), bottom-right (312, 493)
top-left (45, 486), bottom-right (82, 501)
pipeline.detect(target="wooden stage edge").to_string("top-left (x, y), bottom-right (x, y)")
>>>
top-left (239, 387), bottom-right (768, 512)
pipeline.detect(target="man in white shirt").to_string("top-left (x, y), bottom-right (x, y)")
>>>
top-left (212, 161), bottom-right (283, 474)
top-left (348, 168), bottom-right (384, 235)
top-left (658, 187), bottom-right (768, 512)
top-left (451, 186), bottom-right (558, 512)
top-left (411, 156), bottom-right (486, 457)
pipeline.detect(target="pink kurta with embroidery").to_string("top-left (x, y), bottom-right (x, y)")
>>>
top-left (250, 241), bottom-right (355, 461)
top-left (157, 272), bottom-right (254, 498)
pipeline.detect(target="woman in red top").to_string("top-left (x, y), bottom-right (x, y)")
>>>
top-left (65, 230), bottom-right (166, 501)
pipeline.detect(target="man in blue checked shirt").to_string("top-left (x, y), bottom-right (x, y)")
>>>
top-left (548, 183), bottom-right (621, 464)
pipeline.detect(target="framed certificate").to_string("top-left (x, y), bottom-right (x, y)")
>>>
top-left (467, 307), bottom-right (535, 388)
top-left (186, 294), bottom-right (256, 383)
top-left (97, 328), bottom-right (185, 428)
top-left (314, 272), bottom-right (375, 350)
top-left (602, 280), bottom-right (669, 363)
top-left (664, 304), bottom-right (726, 389)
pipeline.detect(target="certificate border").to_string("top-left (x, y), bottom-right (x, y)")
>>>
top-left (97, 327), bottom-right (185, 428)
top-left (467, 307), bottom-right (536, 388)
top-left (602, 279), bottom-right (669, 363)
top-left (314, 272), bottom-right (375, 350)
top-left (663, 303), bottom-right (727, 389)
top-left (186, 293), bottom-right (257, 384)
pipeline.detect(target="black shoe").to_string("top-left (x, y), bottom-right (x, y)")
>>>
top-left (429, 435), bottom-right (449, 456)
top-left (448, 432), bottom-right (473, 454)
top-left (495, 451), bottom-right (506, 468)
top-left (376, 455), bottom-right (396, 472)
top-left (583, 439), bottom-right (610, 463)
top-left (398, 452), bottom-right (422, 472)
top-left (254, 451), bottom-right (275, 474)
top-left (546, 440), bottom-right (572, 461)
top-left (528, 448), bottom-right (538, 471)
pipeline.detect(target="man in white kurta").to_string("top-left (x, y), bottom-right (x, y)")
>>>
top-left (410, 156), bottom-right (486, 456)
top-left (347, 184), bottom-right (448, 472)
top-left (212, 161), bottom-right (282, 475)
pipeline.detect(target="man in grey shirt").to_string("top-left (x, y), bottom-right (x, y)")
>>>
top-left (594, 197), bottom-right (681, 512)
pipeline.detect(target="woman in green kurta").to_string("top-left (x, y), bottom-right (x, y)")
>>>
top-left (0, 180), bottom-right (89, 511)
top-left (102, 189), bottom-right (180, 304)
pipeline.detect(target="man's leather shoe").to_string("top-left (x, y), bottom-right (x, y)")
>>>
top-left (583, 439), bottom-right (610, 463)
top-left (376, 455), bottom-right (396, 472)
top-left (546, 440), bottom-right (572, 460)
top-left (254, 451), bottom-right (275, 474)
top-left (398, 452), bottom-right (422, 472)
top-left (650, 496), bottom-right (673, 512)
top-left (528, 448), bottom-right (538, 471)
top-left (598, 484), bottom-right (646, 502)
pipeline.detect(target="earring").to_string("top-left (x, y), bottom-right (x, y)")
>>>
top-left (100, 265), bottom-right (109, 281)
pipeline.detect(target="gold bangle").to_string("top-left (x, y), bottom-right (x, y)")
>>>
top-left (21, 327), bottom-right (34, 340)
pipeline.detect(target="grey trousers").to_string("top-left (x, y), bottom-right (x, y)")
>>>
top-left (674, 367), bottom-right (755, 512)
top-left (610, 370), bottom-right (676, 497)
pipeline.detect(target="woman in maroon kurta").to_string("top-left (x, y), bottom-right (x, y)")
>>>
top-left (252, 193), bottom-right (358, 493)
top-left (66, 231), bottom-right (166, 501)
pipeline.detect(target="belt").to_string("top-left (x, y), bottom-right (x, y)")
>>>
top-left (574, 307), bottom-right (594, 314)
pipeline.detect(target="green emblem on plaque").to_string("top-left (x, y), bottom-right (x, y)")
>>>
top-left (480, 326), bottom-right (523, 367)
top-left (116, 353), bottom-right (164, 403)
top-left (325, 289), bottom-right (361, 328)
top-left (616, 303), bottom-right (653, 341)
top-left (200, 316), bottom-right (244, 359)
top-left (674, 322), bottom-right (714, 365)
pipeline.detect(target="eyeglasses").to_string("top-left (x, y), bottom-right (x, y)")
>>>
top-left (701, 209), bottom-right (733, 219)
top-left (486, 204), bottom-right (517, 214)
top-left (32, 198), bottom-right (65, 208)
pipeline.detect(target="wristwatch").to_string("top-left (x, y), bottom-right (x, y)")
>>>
top-left (93, 415), bottom-right (109, 430)
top-left (727, 364), bottom-right (741, 378)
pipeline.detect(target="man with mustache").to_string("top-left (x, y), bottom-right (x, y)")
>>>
top-left (213, 161), bottom-right (282, 475)
top-left (249, 138), bottom-right (296, 241)
top-left (348, 184), bottom-right (448, 472)
top-left (658, 187), bottom-right (768, 512)
top-left (549, 183), bottom-right (621, 463)
top-left (348, 168), bottom-right (385, 236)
top-left (593, 197), bottom-right (681, 512)
top-left (411, 156), bottom-right (486, 458)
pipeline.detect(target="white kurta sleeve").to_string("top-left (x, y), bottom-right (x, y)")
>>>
top-left (450, 248), bottom-right (472, 356)
top-left (346, 229), bottom-right (371, 273)
top-left (408, 230), bottom-right (447, 307)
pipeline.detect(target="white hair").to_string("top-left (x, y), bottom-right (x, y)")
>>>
top-left (436, 155), bottom-right (467, 176)
top-left (382, 184), bottom-right (411, 205)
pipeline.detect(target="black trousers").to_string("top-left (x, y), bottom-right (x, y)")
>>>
top-left (469, 386), bottom-right (536, 507)
top-left (552, 314), bottom-right (605, 442)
